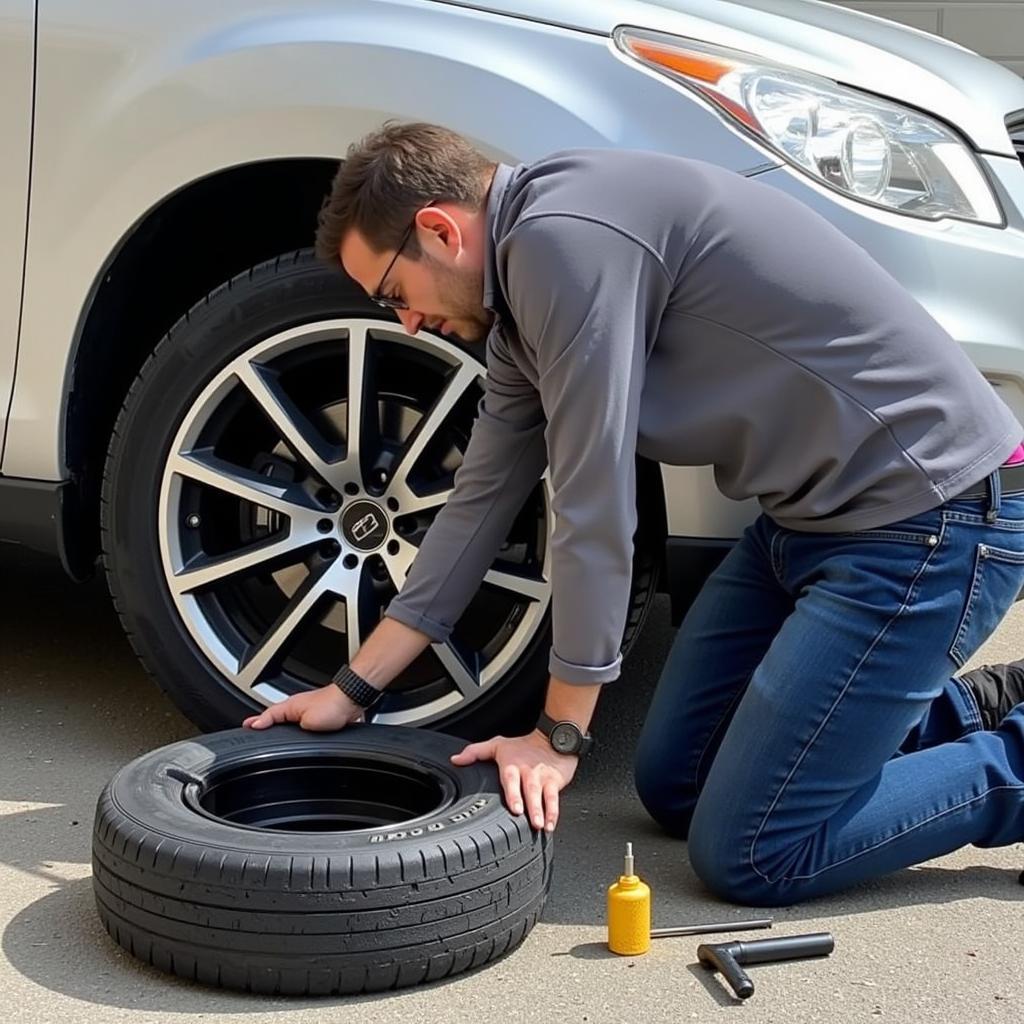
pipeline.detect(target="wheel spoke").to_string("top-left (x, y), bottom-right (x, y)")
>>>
top-left (348, 325), bottom-right (368, 458)
top-left (432, 640), bottom-right (481, 697)
top-left (236, 563), bottom-right (335, 689)
top-left (170, 532), bottom-right (313, 594)
top-left (234, 360), bottom-right (341, 488)
top-left (170, 450), bottom-right (317, 518)
top-left (344, 591), bottom-right (363, 664)
top-left (381, 537), bottom-right (418, 590)
top-left (344, 323), bottom-right (380, 471)
top-left (482, 567), bottom-right (549, 603)
top-left (337, 557), bottom-right (373, 665)
top-left (390, 483), bottom-right (454, 517)
top-left (390, 364), bottom-right (481, 489)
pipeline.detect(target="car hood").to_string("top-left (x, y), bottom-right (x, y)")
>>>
top-left (449, 0), bottom-right (1024, 153)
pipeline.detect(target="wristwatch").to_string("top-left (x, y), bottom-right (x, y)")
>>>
top-left (331, 665), bottom-right (383, 709)
top-left (536, 710), bottom-right (594, 758)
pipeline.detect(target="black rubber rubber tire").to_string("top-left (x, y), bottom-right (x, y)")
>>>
top-left (92, 725), bottom-right (552, 995)
top-left (100, 250), bottom-right (661, 740)
top-left (100, 251), bottom-right (552, 739)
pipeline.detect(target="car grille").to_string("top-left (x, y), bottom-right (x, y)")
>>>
top-left (1008, 110), bottom-right (1024, 170)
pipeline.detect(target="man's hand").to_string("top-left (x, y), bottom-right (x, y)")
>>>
top-left (242, 685), bottom-right (364, 732)
top-left (450, 731), bottom-right (578, 833)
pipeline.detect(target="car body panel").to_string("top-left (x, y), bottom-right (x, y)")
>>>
top-left (0, 2), bottom-right (34, 462)
top-left (1, 0), bottom-right (1023, 557)
top-left (0, 0), bottom-right (777, 480)
top-left (438, 0), bottom-right (1024, 153)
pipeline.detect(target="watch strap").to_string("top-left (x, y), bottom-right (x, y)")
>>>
top-left (536, 710), bottom-right (594, 757)
top-left (331, 665), bottom-right (383, 709)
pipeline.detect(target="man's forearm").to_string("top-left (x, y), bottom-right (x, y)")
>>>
top-left (348, 617), bottom-right (433, 689)
top-left (542, 676), bottom-right (603, 732)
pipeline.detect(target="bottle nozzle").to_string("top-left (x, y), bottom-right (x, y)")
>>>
top-left (624, 842), bottom-right (634, 877)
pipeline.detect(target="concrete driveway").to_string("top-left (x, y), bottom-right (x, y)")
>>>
top-left (2, 543), bottom-right (1022, 1023)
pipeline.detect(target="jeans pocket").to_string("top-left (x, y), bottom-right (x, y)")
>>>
top-left (948, 543), bottom-right (1024, 667)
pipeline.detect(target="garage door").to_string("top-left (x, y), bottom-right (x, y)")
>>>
top-left (835, 2), bottom-right (1024, 76)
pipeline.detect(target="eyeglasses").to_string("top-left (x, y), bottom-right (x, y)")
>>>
top-left (369, 200), bottom-right (437, 310)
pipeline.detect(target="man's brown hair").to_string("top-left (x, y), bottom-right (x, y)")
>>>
top-left (315, 121), bottom-right (496, 269)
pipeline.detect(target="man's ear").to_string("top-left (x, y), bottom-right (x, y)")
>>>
top-left (418, 207), bottom-right (463, 256)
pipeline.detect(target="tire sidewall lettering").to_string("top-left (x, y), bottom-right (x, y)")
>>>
top-left (366, 798), bottom-right (490, 844)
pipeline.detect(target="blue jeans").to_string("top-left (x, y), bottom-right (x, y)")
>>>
top-left (634, 474), bottom-right (1024, 906)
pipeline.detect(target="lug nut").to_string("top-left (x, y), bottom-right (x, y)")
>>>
top-left (344, 482), bottom-right (360, 496)
top-left (316, 518), bottom-right (333, 534)
top-left (343, 554), bottom-right (359, 570)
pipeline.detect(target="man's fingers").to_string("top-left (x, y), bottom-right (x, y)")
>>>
top-left (243, 709), bottom-right (277, 729)
top-left (522, 770), bottom-right (545, 831)
top-left (450, 738), bottom-right (497, 765)
top-left (449, 737), bottom-right (567, 831)
top-left (501, 764), bottom-right (523, 816)
top-left (542, 781), bottom-right (560, 833)
top-left (243, 698), bottom-right (299, 729)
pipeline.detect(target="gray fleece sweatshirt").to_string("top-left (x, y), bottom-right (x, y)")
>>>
top-left (384, 149), bottom-right (1021, 686)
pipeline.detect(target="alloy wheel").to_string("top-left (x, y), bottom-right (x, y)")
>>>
top-left (158, 318), bottom-right (553, 727)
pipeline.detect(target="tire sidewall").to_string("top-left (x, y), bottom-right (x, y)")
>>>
top-left (103, 725), bottom-right (517, 857)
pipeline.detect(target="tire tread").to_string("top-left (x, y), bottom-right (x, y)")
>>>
top-left (92, 728), bottom-right (551, 995)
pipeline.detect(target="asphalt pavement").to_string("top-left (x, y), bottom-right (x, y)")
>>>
top-left (2, 542), bottom-right (1023, 1023)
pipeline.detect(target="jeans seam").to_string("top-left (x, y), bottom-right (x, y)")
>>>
top-left (949, 546), bottom-right (986, 667)
top-left (694, 680), bottom-right (753, 788)
top-left (833, 530), bottom-right (938, 544)
top-left (942, 510), bottom-right (1024, 530)
top-left (770, 529), bottom-right (787, 585)
top-left (950, 545), bottom-right (1024, 666)
top-left (782, 784), bottom-right (1024, 882)
top-left (747, 524), bottom-right (945, 885)
top-left (952, 676), bottom-right (985, 733)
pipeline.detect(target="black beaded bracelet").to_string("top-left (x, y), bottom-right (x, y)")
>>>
top-left (331, 665), bottom-right (383, 709)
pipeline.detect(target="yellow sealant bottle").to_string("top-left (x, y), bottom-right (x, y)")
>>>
top-left (607, 842), bottom-right (651, 955)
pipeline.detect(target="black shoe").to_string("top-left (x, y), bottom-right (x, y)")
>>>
top-left (957, 659), bottom-right (1024, 730)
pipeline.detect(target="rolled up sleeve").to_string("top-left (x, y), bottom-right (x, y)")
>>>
top-left (384, 327), bottom-right (548, 640)
top-left (503, 215), bottom-right (668, 685)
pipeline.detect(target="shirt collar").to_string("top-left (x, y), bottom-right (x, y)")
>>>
top-left (482, 162), bottom-right (515, 315)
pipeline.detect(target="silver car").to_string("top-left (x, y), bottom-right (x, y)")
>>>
top-left (2, 0), bottom-right (1023, 737)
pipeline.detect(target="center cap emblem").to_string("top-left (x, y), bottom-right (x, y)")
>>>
top-left (341, 500), bottom-right (389, 552)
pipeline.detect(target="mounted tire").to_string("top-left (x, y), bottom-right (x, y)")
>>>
top-left (92, 725), bottom-right (552, 995)
top-left (101, 250), bottom-right (661, 739)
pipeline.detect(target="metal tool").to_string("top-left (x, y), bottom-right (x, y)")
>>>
top-left (697, 932), bottom-right (835, 999)
top-left (650, 918), bottom-right (773, 938)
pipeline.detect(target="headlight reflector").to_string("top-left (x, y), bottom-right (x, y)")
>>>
top-left (615, 27), bottom-right (1002, 225)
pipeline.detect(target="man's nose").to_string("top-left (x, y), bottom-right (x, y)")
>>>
top-left (396, 309), bottom-right (424, 335)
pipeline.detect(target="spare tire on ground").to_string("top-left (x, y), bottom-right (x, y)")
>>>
top-left (92, 725), bottom-right (552, 995)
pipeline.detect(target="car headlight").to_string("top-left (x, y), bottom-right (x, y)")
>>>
top-left (615, 27), bottom-right (1003, 226)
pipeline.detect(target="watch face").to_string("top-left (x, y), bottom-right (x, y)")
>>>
top-left (550, 722), bottom-right (581, 755)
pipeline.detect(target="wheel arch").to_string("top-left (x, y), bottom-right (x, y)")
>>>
top-left (61, 159), bottom-right (337, 578)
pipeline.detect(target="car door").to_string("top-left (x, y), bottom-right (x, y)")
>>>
top-left (0, 3), bottom-right (34, 460)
